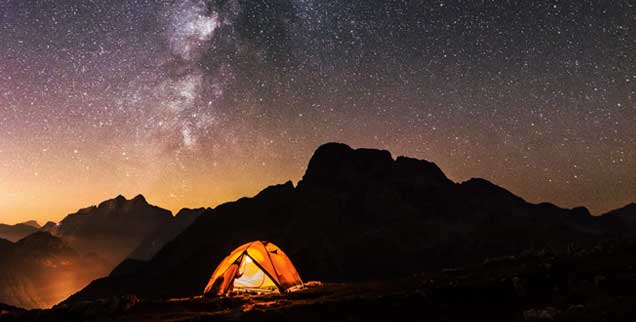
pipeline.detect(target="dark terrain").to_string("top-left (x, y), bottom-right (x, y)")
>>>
top-left (1, 142), bottom-right (635, 320)
top-left (2, 239), bottom-right (635, 321)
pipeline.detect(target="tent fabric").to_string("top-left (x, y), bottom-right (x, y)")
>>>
top-left (203, 241), bottom-right (303, 296)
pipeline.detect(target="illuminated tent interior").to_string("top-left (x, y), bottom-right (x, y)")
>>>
top-left (203, 241), bottom-right (303, 296)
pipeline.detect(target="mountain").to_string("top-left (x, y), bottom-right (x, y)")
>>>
top-left (0, 223), bottom-right (39, 242)
top-left (0, 302), bottom-right (24, 317)
top-left (64, 142), bottom-right (635, 304)
top-left (127, 208), bottom-right (207, 261)
top-left (0, 195), bottom-right (174, 308)
top-left (596, 203), bottom-right (636, 235)
top-left (53, 194), bottom-right (173, 266)
top-left (39, 221), bottom-right (58, 234)
top-left (0, 232), bottom-right (109, 309)
top-left (20, 220), bottom-right (40, 229)
top-left (602, 203), bottom-right (636, 226)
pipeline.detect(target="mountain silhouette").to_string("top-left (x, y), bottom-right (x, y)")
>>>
top-left (0, 223), bottom-right (39, 242)
top-left (0, 232), bottom-right (110, 309)
top-left (0, 301), bottom-right (24, 316)
top-left (127, 207), bottom-right (207, 261)
top-left (603, 203), bottom-right (636, 226)
top-left (0, 196), bottom-right (206, 309)
top-left (595, 203), bottom-right (636, 235)
top-left (20, 220), bottom-right (40, 229)
top-left (52, 194), bottom-right (173, 266)
top-left (63, 143), bottom-right (636, 304)
top-left (39, 221), bottom-right (58, 232)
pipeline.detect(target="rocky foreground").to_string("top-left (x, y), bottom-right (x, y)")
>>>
top-left (3, 239), bottom-right (635, 322)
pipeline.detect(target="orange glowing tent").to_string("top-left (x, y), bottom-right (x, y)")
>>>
top-left (203, 241), bottom-right (303, 296)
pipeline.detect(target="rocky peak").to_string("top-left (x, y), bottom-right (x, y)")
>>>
top-left (299, 142), bottom-right (452, 191)
top-left (98, 195), bottom-right (127, 209)
top-left (175, 208), bottom-right (208, 218)
top-left (57, 194), bottom-right (172, 238)
top-left (0, 223), bottom-right (40, 242)
top-left (14, 231), bottom-right (69, 254)
top-left (392, 156), bottom-right (451, 188)
top-left (133, 194), bottom-right (147, 204)
top-left (40, 221), bottom-right (58, 231)
top-left (20, 220), bottom-right (40, 228)
top-left (602, 203), bottom-right (636, 219)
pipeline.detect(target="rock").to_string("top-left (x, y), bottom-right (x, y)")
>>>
top-left (523, 307), bottom-right (559, 320)
top-left (511, 276), bottom-right (525, 296)
top-left (0, 223), bottom-right (39, 242)
top-left (54, 194), bottom-right (173, 265)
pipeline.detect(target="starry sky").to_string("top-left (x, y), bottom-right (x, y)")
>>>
top-left (1, 0), bottom-right (634, 225)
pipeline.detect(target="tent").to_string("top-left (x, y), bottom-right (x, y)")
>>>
top-left (203, 241), bottom-right (303, 296)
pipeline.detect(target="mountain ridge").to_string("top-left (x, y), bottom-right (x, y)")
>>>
top-left (1, 143), bottom-right (633, 308)
top-left (63, 142), bottom-right (636, 304)
top-left (0, 223), bottom-right (39, 243)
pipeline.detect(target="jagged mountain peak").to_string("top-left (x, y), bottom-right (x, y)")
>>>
top-left (133, 194), bottom-right (147, 203)
top-left (0, 222), bottom-right (40, 242)
top-left (14, 231), bottom-right (69, 254)
top-left (53, 194), bottom-right (173, 266)
top-left (20, 220), bottom-right (40, 228)
top-left (41, 221), bottom-right (58, 231)
top-left (59, 194), bottom-right (172, 231)
top-left (299, 143), bottom-right (391, 188)
top-left (299, 142), bottom-right (450, 190)
top-left (97, 194), bottom-right (147, 209)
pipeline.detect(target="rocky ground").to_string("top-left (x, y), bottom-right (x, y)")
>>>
top-left (2, 239), bottom-right (635, 322)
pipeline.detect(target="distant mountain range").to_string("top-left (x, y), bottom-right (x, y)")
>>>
top-left (0, 232), bottom-right (108, 309)
top-left (0, 223), bottom-right (40, 242)
top-left (0, 196), bottom-right (202, 309)
top-left (49, 194), bottom-right (173, 266)
top-left (0, 221), bottom-right (58, 242)
top-left (61, 143), bottom-right (636, 304)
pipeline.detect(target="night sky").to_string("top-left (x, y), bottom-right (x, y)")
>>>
top-left (1, 0), bottom-right (634, 224)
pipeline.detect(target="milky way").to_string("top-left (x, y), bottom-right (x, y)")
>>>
top-left (0, 0), bottom-right (634, 224)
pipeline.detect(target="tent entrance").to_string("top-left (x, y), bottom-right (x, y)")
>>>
top-left (233, 254), bottom-right (278, 293)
